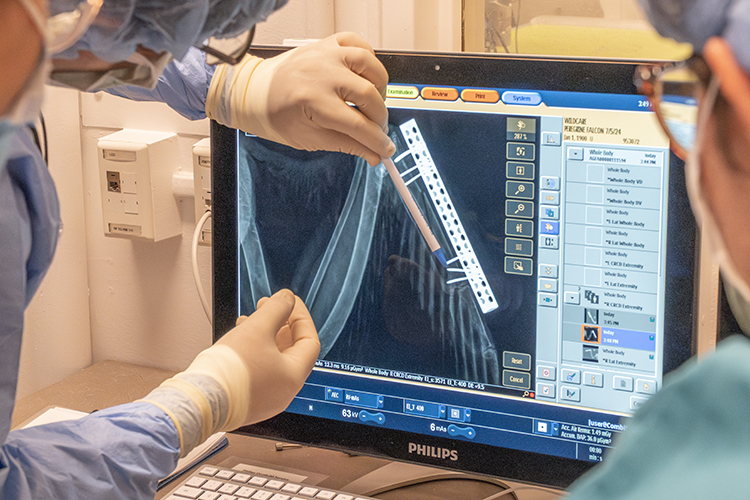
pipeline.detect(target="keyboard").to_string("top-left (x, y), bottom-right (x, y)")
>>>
top-left (164, 465), bottom-right (377, 500)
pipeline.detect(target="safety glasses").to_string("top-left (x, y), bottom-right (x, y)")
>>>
top-left (634, 55), bottom-right (712, 160)
top-left (47, 0), bottom-right (103, 54)
top-left (198, 26), bottom-right (256, 66)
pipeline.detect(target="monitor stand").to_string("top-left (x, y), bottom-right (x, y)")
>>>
top-left (339, 462), bottom-right (562, 500)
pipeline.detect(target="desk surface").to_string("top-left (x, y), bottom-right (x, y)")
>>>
top-left (11, 360), bottom-right (176, 429)
top-left (12, 361), bottom-right (561, 500)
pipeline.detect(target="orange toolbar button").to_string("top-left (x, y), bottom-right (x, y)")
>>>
top-left (461, 89), bottom-right (500, 103)
top-left (421, 87), bottom-right (459, 101)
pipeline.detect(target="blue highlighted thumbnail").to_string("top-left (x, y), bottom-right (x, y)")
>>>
top-left (600, 328), bottom-right (656, 351)
top-left (540, 221), bottom-right (559, 235)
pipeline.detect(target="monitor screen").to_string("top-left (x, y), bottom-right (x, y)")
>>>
top-left (212, 50), bottom-right (698, 489)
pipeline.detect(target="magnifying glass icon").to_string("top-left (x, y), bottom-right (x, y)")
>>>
top-left (523, 391), bottom-right (529, 398)
top-left (515, 185), bottom-right (526, 195)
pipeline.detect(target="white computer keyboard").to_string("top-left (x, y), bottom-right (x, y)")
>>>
top-left (164, 465), bottom-right (377, 500)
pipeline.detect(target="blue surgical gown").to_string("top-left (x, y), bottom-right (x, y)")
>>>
top-left (567, 334), bottom-right (750, 499)
top-left (0, 50), bottom-right (216, 499)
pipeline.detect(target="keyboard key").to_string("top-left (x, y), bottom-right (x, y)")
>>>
top-left (219, 484), bottom-right (240, 494)
top-left (186, 477), bottom-right (208, 488)
top-left (174, 486), bottom-right (203, 499)
top-left (203, 480), bottom-right (224, 491)
top-left (170, 467), bottom-right (378, 500)
top-left (235, 487), bottom-right (256, 498)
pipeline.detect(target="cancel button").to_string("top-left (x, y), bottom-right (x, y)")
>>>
top-left (503, 351), bottom-right (531, 371)
top-left (503, 370), bottom-right (531, 390)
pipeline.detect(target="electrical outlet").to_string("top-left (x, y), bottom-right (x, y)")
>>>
top-left (98, 129), bottom-right (180, 241)
top-left (192, 137), bottom-right (212, 246)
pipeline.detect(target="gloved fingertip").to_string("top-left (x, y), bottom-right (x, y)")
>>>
top-left (273, 288), bottom-right (296, 306)
top-left (385, 138), bottom-right (396, 157)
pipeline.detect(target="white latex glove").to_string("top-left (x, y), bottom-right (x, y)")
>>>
top-left (142, 289), bottom-right (319, 456)
top-left (218, 289), bottom-right (320, 424)
top-left (206, 32), bottom-right (396, 166)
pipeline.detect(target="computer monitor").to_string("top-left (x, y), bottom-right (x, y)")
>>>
top-left (212, 49), bottom-right (701, 490)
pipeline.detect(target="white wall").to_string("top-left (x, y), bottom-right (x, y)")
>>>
top-left (80, 94), bottom-right (213, 372)
top-left (17, 86), bottom-right (92, 398)
top-left (17, 0), bottom-right (461, 397)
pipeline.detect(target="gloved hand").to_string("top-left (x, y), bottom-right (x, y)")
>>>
top-left (142, 289), bottom-right (319, 456)
top-left (217, 289), bottom-right (320, 424)
top-left (206, 32), bottom-right (396, 166)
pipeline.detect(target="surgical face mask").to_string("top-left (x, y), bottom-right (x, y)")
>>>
top-left (0, 122), bottom-right (19, 170)
top-left (4, 0), bottom-right (49, 126)
top-left (685, 75), bottom-right (750, 334)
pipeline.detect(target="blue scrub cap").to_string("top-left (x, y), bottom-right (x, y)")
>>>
top-left (55, 0), bottom-right (288, 62)
top-left (639, 0), bottom-right (750, 73)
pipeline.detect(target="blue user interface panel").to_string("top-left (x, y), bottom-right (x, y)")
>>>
top-left (235, 82), bottom-right (683, 464)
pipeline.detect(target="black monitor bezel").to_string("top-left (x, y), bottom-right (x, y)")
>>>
top-left (212, 50), bottom-right (698, 489)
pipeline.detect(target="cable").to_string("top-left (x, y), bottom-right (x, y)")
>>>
top-left (39, 112), bottom-right (48, 164)
top-left (192, 210), bottom-right (213, 324)
top-left (482, 484), bottom-right (568, 500)
top-left (363, 474), bottom-right (513, 498)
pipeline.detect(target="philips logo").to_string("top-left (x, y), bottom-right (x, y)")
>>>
top-left (408, 442), bottom-right (458, 461)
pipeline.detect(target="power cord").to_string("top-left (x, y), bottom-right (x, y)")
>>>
top-left (192, 209), bottom-right (213, 324)
top-left (482, 484), bottom-right (568, 500)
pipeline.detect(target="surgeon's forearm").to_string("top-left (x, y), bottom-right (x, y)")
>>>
top-left (2, 402), bottom-right (179, 500)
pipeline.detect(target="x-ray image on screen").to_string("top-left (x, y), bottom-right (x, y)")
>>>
top-left (390, 118), bottom-right (498, 314)
top-left (237, 108), bottom-right (539, 390)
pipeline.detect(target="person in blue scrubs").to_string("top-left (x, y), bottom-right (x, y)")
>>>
top-left (567, 0), bottom-right (750, 498)
top-left (0, 1), bottom-right (394, 498)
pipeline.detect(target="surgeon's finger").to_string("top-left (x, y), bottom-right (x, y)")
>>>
top-left (336, 69), bottom-right (390, 132)
top-left (339, 45), bottom-right (389, 99)
top-left (309, 99), bottom-right (395, 161)
top-left (281, 296), bottom-right (320, 370)
top-left (334, 31), bottom-right (377, 54)
top-left (275, 323), bottom-right (294, 352)
top-left (235, 315), bottom-right (249, 326)
top-left (225, 289), bottom-right (295, 346)
top-left (290, 121), bottom-right (382, 166)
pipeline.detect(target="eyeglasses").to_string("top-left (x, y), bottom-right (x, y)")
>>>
top-left (634, 55), bottom-right (712, 160)
top-left (47, 0), bottom-right (104, 54)
top-left (197, 26), bottom-right (256, 66)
